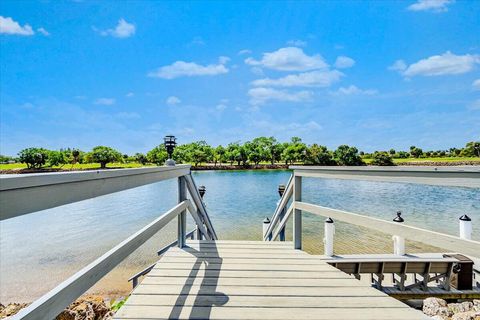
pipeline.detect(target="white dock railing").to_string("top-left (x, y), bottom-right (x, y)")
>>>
top-left (264, 166), bottom-right (480, 258)
top-left (0, 165), bottom-right (217, 320)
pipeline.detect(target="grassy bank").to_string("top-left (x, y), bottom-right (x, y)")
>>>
top-left (1, 157), bottom-right (479, 173)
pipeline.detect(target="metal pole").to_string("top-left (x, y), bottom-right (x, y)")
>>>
top-left (196, 186), bottom-right (206, 240)
top-left (178, 176), bottom-right (187, 247)
top-left (293, 175), bottom-right (302, 250)
top-left (278, 184), bottom-right (286, 241)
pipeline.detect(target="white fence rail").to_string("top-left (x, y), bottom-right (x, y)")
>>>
top-left (0, 165), bottom-right (217, 319)
top-left (266, 166), bottom-right (480, 258)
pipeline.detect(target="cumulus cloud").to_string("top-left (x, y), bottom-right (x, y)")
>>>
top-left (248, 87), bottom-right (313, 105)
top-left (390, 52), bottom-right (480, 77)
top-left (407, 0), bottom-right (454, 13)
top-left (334, 56), bottom-right (355, 69)
top-left (286, 39), bottom-right (307, 47)
top-left (0, 16), bottom-right (34, 36)
top-left (472, 79), bottom-right (480, 90)
top-left (94, 98), bottom-right (116, 105)
top-left (245, 47), bottom-right (328, 72)
top-left (251, 70), bottom-right (343, 88)
top-left (216, 103), bottom-right (227, 111)
top-left (166, 96), bottom-right (181, 105)
top-left (333, 85), bottom-right (378, 95)
top-left (98, 19), bottom-right (135, 38)
top-left (126, 92), bottom-right (134, 97)
top-left (148, 58), bottom-right (229, 79)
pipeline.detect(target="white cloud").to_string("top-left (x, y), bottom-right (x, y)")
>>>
top-left (148, 58), bottom-right (229, 79)
top-left (392, 52), bottom-right (480, 77)
top-left (472, 79), bottom-right (480, 90)
top-left (0, 16), bottom-right (34, 36)
top-left (334, 56), bottom-right (355, 69)
top-left (407, 0), bottom-right (454, 13)
top-left (251, 70), bottom-right (343, 88)
top-left (94, 98), bottom-right (116, 105)
top-left (333, 85), bottom-right (378, 95)
top-left (245, 47), bottom-right (328, 71)
top-left (388, 60), bottom-right (407, 71)
top-left (467, 99), bottom-right (480, 110)
top-left (250, 67), bottom-right (264, 76)
top-left (286, 39), bottom-right (307, 47)
top-left (218, 56), bottom-right (230, 64)
top-left (37, 27), bottom-right (50, 36)
top-left (238, 49), bottom-right (252, 55)
top-left (126, 92), bottom-right (134, 97)
top-left (99, 19), bottom-right (135, 38)
top-left (248, 87), bottom-right (313, 105)
top-left (166, 96), bottom-right (181, 105)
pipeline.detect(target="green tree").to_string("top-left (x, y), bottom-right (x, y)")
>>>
top-left (334, 145), bottom-right (364, 166)
top-left (86, 146), bottom-right (122, 168)
top-left (48, 150), bottom-right (68, 167)
top-left (188, 141), bottom-right (213, 166)
top-left (371, 151), bottom-right (394, 166)
top-left (147, 145), bottom-right (168, 165)
top-left (389, 149), bottom-right (396, 155)
top-left (134, 153), bottom-right (148, 165)
top-left (409, 146), bottom-right (423, 158)
top-left (281, 137), bottom-right (307, 165)
top-left (213, 145), bottom-right (226, 166)
top-left (0, 155), bottom-right (14, 163)
top-left (462, 141), bottom-right (480, 157)
top-left (304, 144), bottom-right (336, 165)
top-left (226, 142), bottom-right (241, 165)
top-left (18, 147), bottom-right (50, 169)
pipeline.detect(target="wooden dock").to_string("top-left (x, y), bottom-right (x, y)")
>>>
top-left (114, 240), bottom-right (429, 320)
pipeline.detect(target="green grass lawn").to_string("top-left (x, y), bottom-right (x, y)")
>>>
top-left (0, 162), bottom-right (154, 171)
top-left (362, 156), bottom-right (480, 164)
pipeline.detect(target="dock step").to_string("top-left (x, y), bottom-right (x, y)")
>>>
top-left (114, 240), bottom-right (429, 320)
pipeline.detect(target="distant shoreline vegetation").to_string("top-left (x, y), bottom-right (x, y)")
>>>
top-left (1, 138), bottom-right (479, 172)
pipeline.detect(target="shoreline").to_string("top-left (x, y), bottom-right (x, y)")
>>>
top-left (1, 160), bottom-right (479, 174)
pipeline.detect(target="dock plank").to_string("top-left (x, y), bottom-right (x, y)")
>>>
top-left (114, 240), bottom-right (428, 320)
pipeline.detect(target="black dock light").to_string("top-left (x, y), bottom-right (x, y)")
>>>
top-left (164, 135), bottom-right (177, 166)
top-left (278, 184), bottom-right (286, 198)
top-left (198, 185), bottom-right (206, 199)
top-left (393, 211), bottom-right (404, 223)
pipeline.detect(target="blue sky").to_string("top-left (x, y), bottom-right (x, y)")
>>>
top-left (1, 0), bottom-right (479, 156)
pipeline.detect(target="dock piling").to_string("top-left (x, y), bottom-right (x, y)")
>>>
top-left (459, 214), bottom-right (472, 240)
top-left (263, 217), bottom-right (271, 241)
top-left (324, 217), bottom-right (335, 256)
top-left (392, 211), bottom-right (405, 256)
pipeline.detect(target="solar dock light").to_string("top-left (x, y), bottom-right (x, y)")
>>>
top-left (164, 135), bottom-right (177, 166)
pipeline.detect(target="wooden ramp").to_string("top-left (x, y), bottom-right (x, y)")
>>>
top-left (114, 240), bottom-right (428, 320)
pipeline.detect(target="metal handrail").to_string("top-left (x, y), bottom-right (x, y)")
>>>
top-left (263, 173), bottom-right (293, 240)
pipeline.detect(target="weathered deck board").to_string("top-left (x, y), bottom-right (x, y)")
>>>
top-left (114, 240), bottom-right (428, 320)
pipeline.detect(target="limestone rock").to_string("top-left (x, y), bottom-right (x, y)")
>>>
top-left (474, 300), bottom-right (480, 312)
top-left (0, 303), bottom-right (29, 318)
top-left (449, 302), bottom-right (474, 314)
top-left (423, 297), bottom-right (453, 317)
top-left (55, 295), bottom-right (112, 320)
top-left (451, 310), bottom-right (480, 320)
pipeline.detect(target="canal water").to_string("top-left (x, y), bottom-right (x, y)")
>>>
top-left (1, 169), bottom-right (479, 302)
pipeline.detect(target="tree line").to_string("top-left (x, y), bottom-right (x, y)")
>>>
top-left (1, 138), bottom-right (479, 169)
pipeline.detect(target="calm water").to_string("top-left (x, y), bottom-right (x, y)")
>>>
top-left (1, 170), bottom-right (479, 302)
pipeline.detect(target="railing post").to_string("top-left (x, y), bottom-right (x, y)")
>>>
top-left (293, 175), bottom-right (302, 250)
top-left (392, 211), bottom-right (405, 256)
top-left (263, 217), bottom-right (271, 241)
top-left (459, 214), bottom-right (472, 240)
top-left (196, 186), bottom-right (206, 240)
top-left (178, 176), bottom-right (187, 247)
top-left (278, 184), bottom-right (286, 241)
top-left (324, 217), bottom-right (335, 256)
